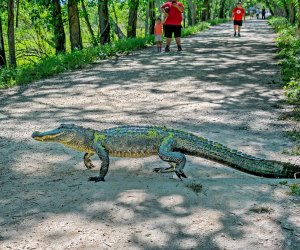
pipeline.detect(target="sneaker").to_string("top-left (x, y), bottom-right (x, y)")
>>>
top-left (238, 33), bottom-right (241, 37)
top-left (165, 46), bottom-right (170, 52)
top-left (177, 45), bottom-right (182, 52)
top-left (234, 32), bottom-right (236, 37)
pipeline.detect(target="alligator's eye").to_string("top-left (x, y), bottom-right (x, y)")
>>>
top-left (59, 124), bottom-right (75, 129)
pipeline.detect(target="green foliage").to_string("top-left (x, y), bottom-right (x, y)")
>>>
top-left (278, 181), bottom-right (300, 196)
top-left (284, 79), bottom-right (300, 104)
top-left (181, 18), bottom-right (229, 37)
top-left (268, 17), bottom-right (300, 104)
top-left (289, 183), bottom-right (300, 195)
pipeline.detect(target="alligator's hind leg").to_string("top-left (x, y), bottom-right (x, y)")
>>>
top-left (155, 137), bottom-right (187, 180)
top-left (84, 153), bottom-right (96, 169)
top-left (153, 162), bottom-right (176, 173)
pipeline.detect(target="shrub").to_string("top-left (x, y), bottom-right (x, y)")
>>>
top-left (268, 17), bottom-right (300, 104)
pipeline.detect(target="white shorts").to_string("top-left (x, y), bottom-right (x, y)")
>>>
top-left (155, 35), bottom-right (162, 42)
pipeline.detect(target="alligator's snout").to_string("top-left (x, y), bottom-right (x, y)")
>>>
top-left (32, 131), bottom-right (40, 138)
top-left (32, 131), bottom-right (44, 141)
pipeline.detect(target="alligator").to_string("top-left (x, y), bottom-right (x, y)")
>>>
top-left (31, 124), bottom-right (300, 182)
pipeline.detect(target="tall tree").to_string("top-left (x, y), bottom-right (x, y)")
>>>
top-left (127, 0), bottom-right (139, 38)
top-left (219, 0), bottom-right (226, 18)
top-left (98, 0), bottom-right (110, 44)
top-left (148, 0), bottom-right (155, 35)
top-left (186, 0), bottom-right (196, 25)
top-left (0, 16), bottom-right (6, 67)
top-left (298, 0), bottom-right (300, 34)
top-left (81, 0), bottom-right (97, 46)
top-left (68, 0), bottom-right (83, 51)
top-left (289, 0), bottom-right (296, 23)
top-left (8, 0), bottom-right (16, 67)
top-left (201, 0), bottom-right (210, 21)
top-left (52, 0), bottom-right (66, 54)
top-left (111, 1), bottom-right (125, 39)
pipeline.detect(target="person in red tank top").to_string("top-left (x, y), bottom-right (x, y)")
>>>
top-left (161, 0), bottom-right (184, 52)
top-left (232, 2), bottom-right (246, 37)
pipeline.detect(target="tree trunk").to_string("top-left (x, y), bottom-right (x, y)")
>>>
top-left (219, 0), bottom-right (225, 18)
top-left (149, 0), bottom-right (155, 35)
top-left (8, 0), bottom-right (16, 67)
top-left (16, 0), bottom-right (19, 28)
top-left (265, 0), bottom-right (274, 16)
top-left (186, 0), bottom-right (196, 25)
top-left (282, 0), bottom-right (290, 18)
top-left (201, 0), bottom-right (210, 21)
top-left (68, 0), bottom-right (83, 51)
top-left (0, 16), bottom-right (6, 67)
top-left (127, 0), bottom-right (139, 38)
top-left (290, 1), bottom-right (296, 23)
top-left (298, 0), bottom-right (300, 36)
top-left (111, 19), bottom-right (125, 39)
top-left (145, 5), bottom-right (149, 36)
top-left (111, 2), bottom-right (125, 39)
top-left (52, 0), bottom-right (66, 54)
top-left (98, 0), bottom-right (110, 44)
top-left (81, 0), bottom-right (97, 46)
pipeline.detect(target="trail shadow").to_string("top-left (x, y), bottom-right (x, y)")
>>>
top-left (1, 20), bottom-right (299, 248)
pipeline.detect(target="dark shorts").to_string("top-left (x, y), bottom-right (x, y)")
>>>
top-left (164, 25), bottom-right (182, 38)
top-left (234, 20), bottom-right (243, 26)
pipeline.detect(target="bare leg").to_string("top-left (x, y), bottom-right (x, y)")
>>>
top-left (166, 37), bottom-right (172, 46)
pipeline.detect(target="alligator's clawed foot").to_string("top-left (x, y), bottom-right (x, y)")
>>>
top-left (85, 163), bottom-right (96, 169)
top-left (88, 176), bottom-right (105, 182)
top-left (153, 167), bottom-right (163, 173)
top-left (175, 170), bottom-right (187, 180)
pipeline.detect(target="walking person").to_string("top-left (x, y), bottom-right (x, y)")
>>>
top-left (249, 6), bottom-right (254, 19)
top-left (154, 17), bottom-right (163, 52)
top-left (232, 2), bottom-right (245, 37)
top-left (261, 6), bottom-right (266, 19)
top-left (161, 0), bottom-right (184, 52)
top-left (256, 7), bottom-right (260, 19)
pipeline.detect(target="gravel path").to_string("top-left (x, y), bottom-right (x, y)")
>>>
top-left (1, 19), bottom-right (300, 249)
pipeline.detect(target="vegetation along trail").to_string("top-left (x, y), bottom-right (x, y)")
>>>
top-left (1, 19), bottom-right (300, 249)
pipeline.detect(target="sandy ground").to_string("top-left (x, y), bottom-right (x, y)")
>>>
top-left (1, 19), bottom-right (300, 249)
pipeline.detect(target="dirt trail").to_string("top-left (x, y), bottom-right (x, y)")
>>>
top-left (1, 19), bottom-right (300, 249)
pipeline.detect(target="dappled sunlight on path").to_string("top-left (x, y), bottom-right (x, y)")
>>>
top-left (1, 19), bottom-right (299, 249)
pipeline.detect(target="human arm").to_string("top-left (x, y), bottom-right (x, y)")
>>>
top-left (172, 2), bottom-right (184, 13)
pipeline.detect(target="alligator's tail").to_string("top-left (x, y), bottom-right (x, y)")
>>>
top-left (183, 136), bottom-right (300, 178)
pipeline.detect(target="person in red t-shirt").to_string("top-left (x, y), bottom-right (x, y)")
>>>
top-left (232, 2), bottom-right (245, 37)
top-left (161, 0), bottom-right (184, 52)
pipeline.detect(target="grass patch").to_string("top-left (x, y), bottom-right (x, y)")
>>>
top-left (277, 181), bottom-right (300, 196)
top-left (289, 183), bottom-right (300, 195)
top-left (268, 17), bottom-right (300, 105)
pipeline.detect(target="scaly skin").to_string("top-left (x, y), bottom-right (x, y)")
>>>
top-left (32, 124), bottom-right (300, 182)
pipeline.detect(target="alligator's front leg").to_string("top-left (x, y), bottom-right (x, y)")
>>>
top-left (88, 143), bottom-right (109, 182)
top-left (84, 153), bottom-right (96, 169)
top-left (154, 137), bottom-right (187, 180)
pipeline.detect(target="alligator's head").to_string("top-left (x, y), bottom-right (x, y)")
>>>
top-left (32, 124), bottom-right (86, 144)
